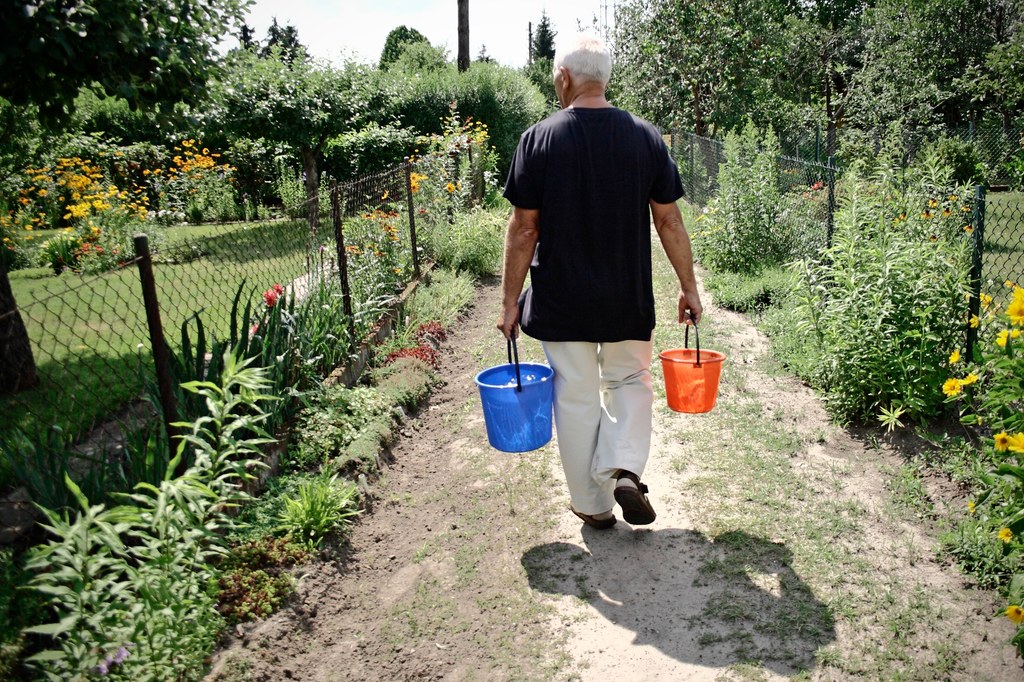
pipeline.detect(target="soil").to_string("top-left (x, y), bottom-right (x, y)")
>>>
top-left (206, 272), bottom-right (1024, 682)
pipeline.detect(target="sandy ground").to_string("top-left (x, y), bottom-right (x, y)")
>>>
top-left (207, 271), bottom-right (1024, 682)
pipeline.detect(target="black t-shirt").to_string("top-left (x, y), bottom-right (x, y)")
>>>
top-left (503, 107), bottom-right (684, 342)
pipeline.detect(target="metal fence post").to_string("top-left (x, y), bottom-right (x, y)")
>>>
top-left (826, 155), bottom-right (837, 249)
top-left (331, 182), bottom-right (357, 352)
top-left (966, 185), bottom-right (987, 361)
top-left (688, 133), bottom-right (696, 203)
top-left (133, 233), bottom-right (180, 469)
top-left (404, 159), bottom-right (421, 280)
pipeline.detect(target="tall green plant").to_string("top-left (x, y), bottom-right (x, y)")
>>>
top-left (785, 170), bottom-right (973, 423)
top-left (24, 353), bottom-right (273, 679)
top-left (692, 121), bottom-right (791, 274)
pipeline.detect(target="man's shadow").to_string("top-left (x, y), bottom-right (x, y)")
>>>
top-left (522, 527), bottom-right (836, 675)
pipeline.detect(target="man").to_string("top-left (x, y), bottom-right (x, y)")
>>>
top-left (497, 33), bottom-right (703, 530)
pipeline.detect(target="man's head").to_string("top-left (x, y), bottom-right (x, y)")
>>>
top-left (552, 33), bottom-right (611, 108)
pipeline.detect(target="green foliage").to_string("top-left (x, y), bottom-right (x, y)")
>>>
top-left (23, 353), bottom-right (272, 680)
top-left (276, 470), bottom-right (361, 549)
top-left (215, 536), bottom-right (308, 624)
top-left (391, 62), bottom-right (547, 176)
top-left (323, 123), bottom-right (417, 181)
top-left (391, 42), bottom-right (450, 75)
top-left (780, 171), bottom-right (973, 423)
top-left (380, 26), bottom-right (431, 70)
top-left (703, 267), bottom-right (794, 313)
top-left (372, 357), bottom-right (437, 411)
top-left (691, 122), bottom-right (792, 274)
top-left (0, 0), bottom-right (249, 124)
top-left (919, 136), bottom-right (987, 186)
top-left (289, 384), bottom-right (395, 472)
top-left (522, 57), bottom-right (557, 111)
top-left (420, 206), bottom-right (506, 278)
top-left (0, 548), bottom-right (47, 678)
top-left (532, 12), bottom-right (557, 61)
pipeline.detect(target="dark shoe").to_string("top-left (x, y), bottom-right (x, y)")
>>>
top-left (570, 505), bottom-right (617, 530)
top-left (614, 470), bottom-right (657, 525)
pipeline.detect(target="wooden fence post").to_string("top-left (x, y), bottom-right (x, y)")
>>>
top-left (404, 159), bottom-right (421, 280)
top-left (133, 234), bottom-right (181, 471)
top-left (331, 181), bottom-right (357, 352)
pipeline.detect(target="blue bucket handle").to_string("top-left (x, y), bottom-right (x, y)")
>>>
top-left (507, 336), bottom-right (523, 392)
top-left (684, 315), bottom-right (702, 367)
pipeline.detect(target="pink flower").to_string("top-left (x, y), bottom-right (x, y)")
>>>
top-left (263, 288), bottom-right (279, 307)
top-left (250, 322), bottom-right (260, 335)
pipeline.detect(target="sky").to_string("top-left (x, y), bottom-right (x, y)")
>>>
top-left (235, 0), bottom-right (615, 69)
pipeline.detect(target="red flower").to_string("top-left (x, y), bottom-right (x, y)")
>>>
top-left (263, 288), bottom-right (279, 307)
top-left (273, 283), bottom-right (284, 296)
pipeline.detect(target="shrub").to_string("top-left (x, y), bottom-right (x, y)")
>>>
top-left (288, 384), bottom-right (395, 472)
top-left (704, 267), bottom-right (794, 313)
top-left (391, 62), bottom-right (547, 176)
top-left (919, 135), bottom-right (987, 187)
top-left (691, 121), bottom-right (792, 274)
top-left (322, 123), bottom-right (417, 181)
top-left (780, 170), bottom-right (973, 423)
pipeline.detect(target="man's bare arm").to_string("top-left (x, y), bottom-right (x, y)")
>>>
top-left (497, 206), bottom-right (540, 338)
top-left (650, 199), bottom-right (703, 325)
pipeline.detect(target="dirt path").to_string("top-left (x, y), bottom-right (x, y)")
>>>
top-left (208, 261), bottom-right (1024, 681)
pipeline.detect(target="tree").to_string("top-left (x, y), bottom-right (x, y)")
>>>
top-left (392, 43), bottom-right (450, 74)
top-left (458, 0), bottom-right (470, 72)
top-left (477, 45), bottom-right (496, 64)
top-left (532, 11), bottom-right (557, 62)
top-left (260, 18), bottom-right (305, 65)
top-left (0, 0), bottom-right (248, 124)
top-left (0, 0), bottom-right (247, 396)
top-left (239, 23), bottom-right (259, 52)
top-left (380, 26), bottom-right (431, 70)
top-left (208, 49), bottom-right (393, 232)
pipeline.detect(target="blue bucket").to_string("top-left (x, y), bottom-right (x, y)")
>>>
top-left (475, 339), bottom-right (554, 453)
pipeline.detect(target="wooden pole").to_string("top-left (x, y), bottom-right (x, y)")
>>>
top-left (404, 160), bottom-right (421, 280)
top-left (331, 182), bottom-right (357, 352)
top-left (133, 234), bottom-right (180, 471)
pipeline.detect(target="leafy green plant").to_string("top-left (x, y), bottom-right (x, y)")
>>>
top-left (780, 169), bottom-right (973, 423)
top-left (38, 233), bottom-right (79, 274)
top-left (420, 206), bottom-right (505, 278)
top-left (23, 352), bottom-right (273, 679)
top-left (943, 284), bottom-right (1024, 652)
top-left (276, 471), bottom-right (361, 549)
top-left (691, 121), bottom-right (792, 274)
top-left (288, 384), bottom-right (393, 472)
top-left (703, 267), bottom-right (794, 313)
top-left (215, 536), bottom-right (308, 624)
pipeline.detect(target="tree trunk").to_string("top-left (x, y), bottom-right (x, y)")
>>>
top-left (0, 259), bottom-right (39, 396)
top-left (301, 146), bottom-right (320, 235)
top-left (692, 81), bottom-right (707, 137)
top-left (458, 0), bottom-right (470, 72)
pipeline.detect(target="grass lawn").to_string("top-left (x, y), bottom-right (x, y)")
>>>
top-left (3, 219), bottom-right (317, 439)
top-left (980, 190), bottom-right (1024, 299)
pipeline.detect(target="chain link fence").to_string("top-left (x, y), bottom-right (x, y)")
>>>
top-left (0, 146), bottom-right (483, 454)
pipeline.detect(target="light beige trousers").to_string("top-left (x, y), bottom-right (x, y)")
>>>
top-left (541, 338), bottom-right (654, 515)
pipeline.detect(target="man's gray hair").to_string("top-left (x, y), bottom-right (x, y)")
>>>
top-left (553, 33), bottom-right (611, 87)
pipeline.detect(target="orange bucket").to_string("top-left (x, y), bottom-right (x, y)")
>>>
top-left (659, 323), bottom-right (725, 413)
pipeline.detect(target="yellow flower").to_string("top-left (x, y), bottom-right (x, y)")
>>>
top-left (970, 315), bottom-right (980, 329)
top-left (942, 378), bottom-right (962, 397)
top-left (980, 292), bottom-right (993, 309)
top-left (1007, 605), bottom-right (1024, 624)
top-left (1006, 288), bottom-right (1024, 325)
top-left (999, 527), bottom-right (1014, 543)
top-left (995, 432), bottom-right (1010, 451)
top-left (968, 500), bottom-right (976, 514)
top-left (960, 372), bottom-right (978, 386)
top-left (445, 182), bottom-right (456, 193)
top-left (1008, 434), bottom-right (1024, 453)
top-left (997, 330), bottom-right (1010, 347)
top-left (921, 210), bottom-right (934, 220)
top-left (964, 225), bottom-right (974, 234)
top-left (949, 349), bottom-right (961, 364)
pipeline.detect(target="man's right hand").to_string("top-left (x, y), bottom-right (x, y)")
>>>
top-left (497, 302), bottom-right (519, 339)
top-left (680, 289), bottom-right (703, 325)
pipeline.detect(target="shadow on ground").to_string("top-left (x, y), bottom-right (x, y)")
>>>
top-left (522, 528), bottom-right (835, 676)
